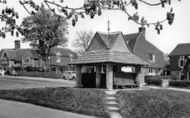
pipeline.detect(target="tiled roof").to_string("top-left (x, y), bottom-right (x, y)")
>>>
top-left (169, 43), bottom-right (190, 56)
top-left (1, 48), bottom-right (76, 65)
top-left (50, 47), bottom-right (77, 57)
top-left (70, 50), bottom-right (148, 65)
top-left (97, 32), bottom-right (121, 49)
top-left (123, 33), bottom-right (139, 51)
top-left (123, 31), bottom-right (164, 68)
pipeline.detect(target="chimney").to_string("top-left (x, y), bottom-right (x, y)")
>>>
top-left (15, 40), bottom-right (21, 50)
top-left (138, 27), bottom-right (146, 39)
top-left (139, 27), bottom-right (146, 33)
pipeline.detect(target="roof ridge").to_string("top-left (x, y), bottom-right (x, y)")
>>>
top-left (96, 31), bottom-right (122, 35)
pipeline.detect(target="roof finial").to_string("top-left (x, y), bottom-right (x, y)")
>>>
top-left (107, 19), bottom-right (110, 34)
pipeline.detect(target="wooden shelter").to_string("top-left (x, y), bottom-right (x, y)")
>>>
top-left (70, 31), bottom-right (148, 90)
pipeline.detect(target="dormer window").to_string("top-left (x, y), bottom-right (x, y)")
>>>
top-left (149, 53), bottom-right (155, 62)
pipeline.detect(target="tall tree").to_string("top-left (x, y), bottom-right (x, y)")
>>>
top-left (72, 30), bottom-right (94, 53)
top-left (20, 7), bottom-right (68, 65)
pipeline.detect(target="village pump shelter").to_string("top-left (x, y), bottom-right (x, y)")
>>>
top-left (70, 31), bottom-right (148, 90)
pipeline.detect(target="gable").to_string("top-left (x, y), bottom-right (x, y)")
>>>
top-left (87, 33), bottom-right (107, 51)
top-left (111, 33), bottom-right (130, 52)
top-left (132, 33), bottom-right (164, 68)
top-left (169, 43), bottom-right (190, 56)
top-left (123, 33), bottom-right (139, 52)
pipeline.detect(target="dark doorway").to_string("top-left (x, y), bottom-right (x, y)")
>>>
top-left (100, 73), bottom-right (106, 88)
top-left (82, 73), bottom-right (96, 88)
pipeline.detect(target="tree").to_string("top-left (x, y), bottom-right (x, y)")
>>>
top-left (19, 0), bottom-right (180, 34)
top-left (20, 7), bottom-right (68, 65)
top-left (72, 30), bottom-right (94, 53)
top-left (0, 0), bottom-right (20, 38)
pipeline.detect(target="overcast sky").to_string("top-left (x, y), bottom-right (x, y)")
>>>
top-left (0, 0), bottom-right (190, 54)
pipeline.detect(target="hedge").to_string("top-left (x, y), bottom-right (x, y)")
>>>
top-left (116, 89), bottom-right (190, 118)
top-left (0, 87), bottom-right (110, 118)
top-left (169, 80), bottom-right (190, 88)
top-left (17, 71), bottom-right (62, 79)
top-left (145, 77), bottom-right (162, 86)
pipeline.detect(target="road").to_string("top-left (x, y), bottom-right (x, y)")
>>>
top-left (0, 76), bottom-right (76, 90)
top-left (0, 99), bottom-right (97, 118)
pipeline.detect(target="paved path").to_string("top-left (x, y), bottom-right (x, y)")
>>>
top-left (143, 85), bottom-right (190, 93)
top-left (0, 99), bottom-right (97, 118)
top-left (0, 76), bottom-right (76, 90)
top-left (104, 90), bottom-right (123, 118)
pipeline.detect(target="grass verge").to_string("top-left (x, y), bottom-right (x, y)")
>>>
top-left (0, 87), bottom-right (110, 118)
top-left (116, 89), bottom-right (190, 118)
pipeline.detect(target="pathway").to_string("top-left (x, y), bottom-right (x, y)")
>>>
top-left (143, 85), bottom-right (190, 93)
top-left (104, 90), bottom-right (123, 118)
top-left (0, 99), bottom-right (97, 118)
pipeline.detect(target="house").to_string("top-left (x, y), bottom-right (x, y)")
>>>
top-left (0, 40), bottom-right (76, 72)
top-left (169, 43), bottom-right (190, 80)
top-left (70, 31), bottom-right (149, 89)
top-left (123, 27), bottom-right (165, 76)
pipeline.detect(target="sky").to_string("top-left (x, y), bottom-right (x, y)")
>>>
top-left (0, 0), bottom-right (190, 54)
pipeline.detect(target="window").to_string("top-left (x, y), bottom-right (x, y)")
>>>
top-left (56, 57), bottom-right (61, 62)
top-left (56, 51), bottom-right (61, 56)
top-left (24, 59), bottom-right (29, 63)
top-left (149, 53), bottom-right (155, 62)
top-left (149, 68), bottom-right (153, 73)
top-left (178, 56), bottom-right (185, 68)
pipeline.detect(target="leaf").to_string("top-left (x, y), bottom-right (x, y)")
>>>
top-left (60, 0), bottom-right (64, 3)
top-left (11, 30), bottom-right (14, 36)
top-left (72, 19), bottom-right (76, 26)
top-left (75, 14), bottom-right (78, 21)
top-left (97, 8), bottom-right (102, 16)
top-left (16, 31), bottom-right (19, 37)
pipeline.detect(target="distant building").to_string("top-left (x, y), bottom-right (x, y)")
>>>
top-left (123, 27), bottom-right (165, 76)
top-left (169, 43), bottom-right (190, 80)
top-left (0, 40), bottom-right (77, 72)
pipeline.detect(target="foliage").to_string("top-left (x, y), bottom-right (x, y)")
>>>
top-left (0, 0), bottom-right (20, 38)
top-left (0, 87), bottom-right (110, 118)
top-left (145, 76), bottom-right (163, 86)
top-left (169, 80), bottom-right (190, 88)
top-left (20, 7), bottom-right (68, 62)
top-left (19, 0), bottom-right (181, 34)
top-left (72, 30), bottom-right (94, 53)
top-left (16, 71), bottom-right (62, 79)
top-left (116, 89), bottom-right (190, 118)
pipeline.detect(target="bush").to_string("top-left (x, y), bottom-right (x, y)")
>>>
top-left (116, 89), bottom-right (190, 118)
top-left (169, 80), bottom-right (190, 88)
top-left (145, 77), bottom-right (162, 86)
top-left (0, 87), bottom-right (110, 118)
top-left (17, 71), bottom-right (62, 79)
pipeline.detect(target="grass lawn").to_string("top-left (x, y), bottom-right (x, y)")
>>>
top-left (0, 87), bottom-right (110, 118)
top-left (116, 89), bottom-right (190, 118)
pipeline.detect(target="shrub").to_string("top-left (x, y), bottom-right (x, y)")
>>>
top-left (116, 89), bottom-right (190, 118)
top-left (17, 71), bottom-right (62, 79)
top-left (169, 80), bottom-right (190, 88)
top-left (145, 77), bottom-right (162, 86)
top-left (0, 87), bottom-right (110, 118)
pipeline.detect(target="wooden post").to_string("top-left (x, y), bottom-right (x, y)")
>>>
top-left (96, 65), bottom-right (101, 88)
top-left (76, 65), bottom-right (82, 87)
top-left (106, 64), bottom-right (113, 90)
top-left (135, 66), bottom-right (144, 89)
